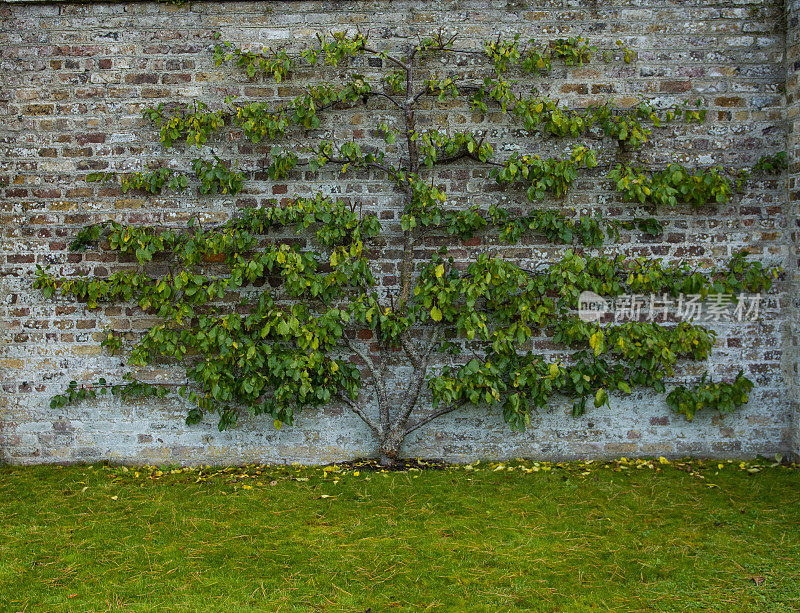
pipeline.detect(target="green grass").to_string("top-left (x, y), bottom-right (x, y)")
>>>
top-left (1, 458), bottom-right (798, 612)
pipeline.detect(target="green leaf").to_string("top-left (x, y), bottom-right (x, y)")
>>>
top-left (594, 388), bottom-right (607, 408)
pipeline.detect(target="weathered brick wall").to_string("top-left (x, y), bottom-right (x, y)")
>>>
top-left (786, 0), bottom-right (800, 459)
top-left (0, 0), bottom-right (795, 465)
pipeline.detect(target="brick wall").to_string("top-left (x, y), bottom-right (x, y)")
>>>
top-left (0, 0), bottom-right (795, 465)
top-left (786, 0), bottom-right (800, 459)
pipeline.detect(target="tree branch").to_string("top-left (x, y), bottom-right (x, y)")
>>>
top-left (422, 150), bottom-right (505, 169)
top-left (444, 48), bottom-right (487, 56)
top-left (429, 150), bottom-right (470, 166)
top-left (412, 85), bottom-right (432, 104)
top-left (368, 91), bottom-right (403, 109)
top-left (345, 336), bottom-right (390, 428)
top-left (363, 47), bottom-right (409, 72)
top-left (337, 391), bottom-right (382, 436)
top-left (422, 330), bottom-right (441, 360)
top-left (393, 329), bottom-right (442, 431)
top-left (345, 336), bottom-right (376, 374)
top-left (398, 333), bottom-right (421, 370)
top-left (399, 57), bottom-right (418, 306)
top-left (411, 80), bottom-right (482, 105)
top-left (403, 400), bottom-right (466, 436)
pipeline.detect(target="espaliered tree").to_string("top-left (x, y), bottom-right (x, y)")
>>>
top-left (36, 31), bottom-right (784, 465)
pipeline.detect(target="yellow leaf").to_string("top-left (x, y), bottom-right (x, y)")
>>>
top-left (274, 419), bottom-right (282, 430)
top-left (430, 306), bottom-right (443, 322)
top-left (435, 264), bottom-right (445, 279)
top-left (549, 362), bottom-right (560, 378)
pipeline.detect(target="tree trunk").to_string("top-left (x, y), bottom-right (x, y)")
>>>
top-left (378, 430), bottom-right (403, 467)
top-left (378, 451), bottom-right (397, 467)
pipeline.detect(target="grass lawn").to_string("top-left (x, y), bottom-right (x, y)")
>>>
top-left (1, 457), bottom-right (798, 612)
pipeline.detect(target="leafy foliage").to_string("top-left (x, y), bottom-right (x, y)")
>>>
top-left (143, 101), bottom-right (226, 148)
top-left (49, 375), bottom-right (167, 411)
top-left (666, 371), bottom-right (754, 420)
top-left (213, 36), bottom-right (295, 83)
top-left (608, 163), bottom-right (734, 207)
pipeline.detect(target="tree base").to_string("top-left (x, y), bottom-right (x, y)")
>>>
top-left (379, 453), bottom-right (398, 468)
